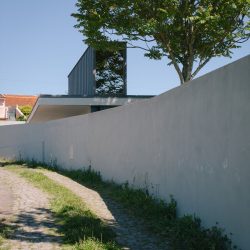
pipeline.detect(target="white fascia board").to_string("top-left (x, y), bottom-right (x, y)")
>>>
top-left (27, 97), bottom-right (147, 123)
top-left (37, 97), bottom-right (139, 106)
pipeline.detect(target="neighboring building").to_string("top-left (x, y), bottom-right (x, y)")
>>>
top-left (0, 94), bottom-right (37, 121)
top-left (28, 45), bottom-right (153, 123)
top-left (0, 94), bottom-right (8, 120)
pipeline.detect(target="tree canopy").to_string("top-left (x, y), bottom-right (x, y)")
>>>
top-left (72, 0), bottom-right (250, 84)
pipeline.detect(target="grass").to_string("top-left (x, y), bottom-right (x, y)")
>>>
top-left (4, 165), bottom-right (121, 250)
top-left (53, 167), bottom-right (237, 250)
top-left (1, 160), bottom-right (237, 250)
top-left (59, 167), bottom-right (177, 234)
top-left (73, 238), bottom-right (119, 250)
top-left (0, 219), bottom-right (13, 250)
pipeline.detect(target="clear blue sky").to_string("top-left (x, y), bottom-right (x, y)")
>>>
top-left (0, 0), bottom-right (249, 96)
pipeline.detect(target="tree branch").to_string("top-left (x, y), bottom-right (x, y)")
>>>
top-left (167, 43), bottom-right (185, 84)
top-left (191, 57), bottom-right (211, 79)
top-left (126, 42), bottom-right (151, 52)
top-left (157, 33), bottom-right (185, 84)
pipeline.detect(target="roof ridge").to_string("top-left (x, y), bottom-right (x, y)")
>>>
top-left (3, 94), bottom-right (37, 97)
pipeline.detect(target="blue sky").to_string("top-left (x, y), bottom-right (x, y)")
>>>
top-left (0, 0), bottom-right (249, 96)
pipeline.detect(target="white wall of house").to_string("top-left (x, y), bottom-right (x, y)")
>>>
top-left (0, 55), bottom-right (249, 249)
top-left (0, 98), bottom-right (7, 119)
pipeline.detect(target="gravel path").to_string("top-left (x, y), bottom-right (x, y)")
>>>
top-left (0, 168), bottom-right (62, 250)
top-left (40, 170), bottom-right (169, 250)
top-left (0, 167), bottom-right (168, 249)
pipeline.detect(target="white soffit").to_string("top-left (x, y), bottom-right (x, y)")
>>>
top-left (28, 96), bottom-right (151, 124)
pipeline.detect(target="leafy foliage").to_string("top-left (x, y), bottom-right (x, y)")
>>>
top-left (16, 116), bottom-right (26, 121)
top-left (19, 106), bottom-right (32, 116)
top-left (17, 105), bottom-right (32, 121)
top-left (72, 0), bottom-right (250, 84)
top-left (95, 49), bottom-right (126, 96)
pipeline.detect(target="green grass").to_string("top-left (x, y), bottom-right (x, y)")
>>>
top-left (2, 160), bottom-right (237, 250)
top-left (53, 167), bottom-right (236, 250)
top-left (0, 219), bottom-right (13, 250)
top-left (73, 238), bottom-right (120, 250)
top-left (59, 168), bottom-right (177, 234)
top-left (5, 165), bottom-right (121, 250)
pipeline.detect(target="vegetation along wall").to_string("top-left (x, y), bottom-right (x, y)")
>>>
top-left (0, 55), bottom-right (249, 249)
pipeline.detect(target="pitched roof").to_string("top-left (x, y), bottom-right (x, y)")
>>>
top-left (3, 95), bottom-right (38, 107)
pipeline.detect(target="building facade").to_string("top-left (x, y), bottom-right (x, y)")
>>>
top-left (0, 94), bottom-right (37, 121)
top-left (28, 45), bottom-right (153, 123)
top-left (68, 45), bottom-right (127, 97)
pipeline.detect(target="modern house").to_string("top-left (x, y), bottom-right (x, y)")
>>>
top-left (28, 45), bottom-right (153, 123)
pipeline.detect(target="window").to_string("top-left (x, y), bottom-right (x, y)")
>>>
top-left (95, 48), bottom-right (126, 96)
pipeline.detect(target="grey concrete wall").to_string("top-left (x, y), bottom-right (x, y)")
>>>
top-left (0, 55), bottom-right (249, 249)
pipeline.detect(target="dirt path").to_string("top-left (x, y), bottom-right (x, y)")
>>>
top-left (0, 168), bottom-right (62, 250)
top-left (40, 170), bottom-right (169, 250)
top-left (0, 167), bottom-right (168, 249)
top-left (0, 179), bottom-right (13, 218)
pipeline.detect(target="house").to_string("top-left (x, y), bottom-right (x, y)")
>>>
top-left (0, 94), bottom-right (37, 121)
top-left (28, 45), bottom-right (153, 123)
top-left (0, 94), bottom-right (8, 120)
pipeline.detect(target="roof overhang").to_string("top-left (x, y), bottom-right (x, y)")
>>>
top-left (28, 96), bottom-right (153, 124)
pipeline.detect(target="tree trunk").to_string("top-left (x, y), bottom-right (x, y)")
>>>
top-left (181, 58), bottom-right (193, 84)
top-left (182, 66), bottom-right (191, 84)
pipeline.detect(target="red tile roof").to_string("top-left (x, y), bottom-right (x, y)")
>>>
top-left (2, 95), bottom-right (38, 107)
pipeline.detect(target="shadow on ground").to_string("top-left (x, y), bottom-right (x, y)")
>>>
top-left (1, 208), bottom-right (62, 245)
top-left (50, 169), bottom-right (169, 250)
top-left (0, 161), bottom-right (168, 249)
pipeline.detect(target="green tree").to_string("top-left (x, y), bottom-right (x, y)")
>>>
top-left (19, 105), bottom-right (32, 117)
top-left (72, 0), bottom-right (250, 84)
top-left (17, 105), bottom-right (32, 121)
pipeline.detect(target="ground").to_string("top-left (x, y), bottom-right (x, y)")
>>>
top-left (0, 166), bottom-right (168, 250)
top-left (0, 168), bottom-right (61, 250)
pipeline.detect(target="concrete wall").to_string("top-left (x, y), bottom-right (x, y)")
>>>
top-left (0, 55), bottom-right (249, 249)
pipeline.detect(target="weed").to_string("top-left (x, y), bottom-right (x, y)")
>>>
top-left (167, 215), bottom-right (234, 250)
top-left (52, 166), bottom-right (237, 250)
top-left (0, 219), bottom-right (14, 250)
top-left (73, 238), bottom-right (120, 250)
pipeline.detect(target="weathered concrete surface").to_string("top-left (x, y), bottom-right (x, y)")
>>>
top-left (0, 55), bottom-right (249, 249)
